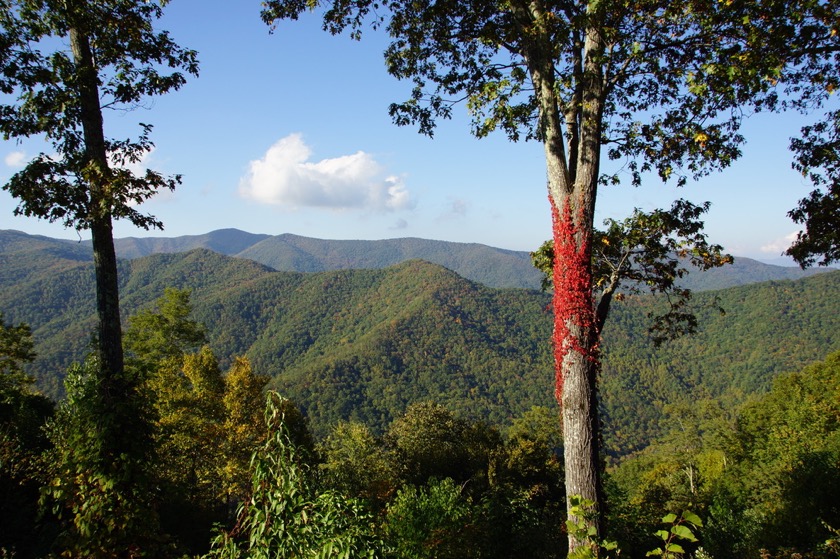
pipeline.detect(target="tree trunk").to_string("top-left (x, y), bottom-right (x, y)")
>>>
top-left (551, 195), bottom-right (602, 555)
top-left (528, 12), bottom-right (606, 554)
top-left (69, 25), bottom-right (125, 383)
top-left (90, 217), bottom-right (125, 382)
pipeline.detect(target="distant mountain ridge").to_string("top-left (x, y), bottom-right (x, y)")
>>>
top-left (101, 230), bottom-right (544, 289)
top-left (51, 228), bottom-right (833, 291)
top-left (105, 228), bottom-right (273, 259)
top-left (2, 233), bottom-right (839, 451)
top-left (1, 228), bottom-right (831, 291)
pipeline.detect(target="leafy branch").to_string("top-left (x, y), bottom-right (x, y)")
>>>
top-left (646, 511), bottom-right (703, 559)
top-left (532, 199), bottom-right (731, 345)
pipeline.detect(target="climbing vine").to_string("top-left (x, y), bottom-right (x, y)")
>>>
top-left (550, 197), bottom-right (597, 403)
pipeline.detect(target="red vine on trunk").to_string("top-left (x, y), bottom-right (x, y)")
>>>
top-left (551, 196), bottom-right (597, 403)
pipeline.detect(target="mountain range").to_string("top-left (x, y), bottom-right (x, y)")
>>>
top-left (55, 228), bottom-right (835, 290)
top-left (2, 228), bottom-right (839, 453)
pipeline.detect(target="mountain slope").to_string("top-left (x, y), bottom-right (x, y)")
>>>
top-left (0, 249), bottom-right (557, 431)
top-left (2, 239), bottom-right (839, 449)
top-left (123, 229), bottom-right (837, 290)
top-left (99, 228), bottom-right (272, 260)
top-left (3, 229), bottom-right (832, 291)
top-left (600, 270), bottom-right (840, 454)
top-left (236, 234), bottom-right (544, 289)
top-left (0, 230), bottom-right (91, 286)
top-left (675, 255), bottom-right (833, 290)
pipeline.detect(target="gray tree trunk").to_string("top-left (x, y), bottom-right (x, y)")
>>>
top-left (521, 9), bottom-right (608, 554)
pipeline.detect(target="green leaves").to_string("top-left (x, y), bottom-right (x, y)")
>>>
top-left (565, 495), bottom-right (619, 559)
top-left (646, 510), bottom-right (703, 558)
top-left (41, 354), bottom-right (161, 556)
top-left (205, 392), bottom-right (387, 559)
top-left (384, 478), bottom-right (475, 559)
top-left (786, 109), bottom-right (840, 267)
top-left (124, 287), bottom-right (208, 369)
top-left (0, 313), bottom-right (36, 381)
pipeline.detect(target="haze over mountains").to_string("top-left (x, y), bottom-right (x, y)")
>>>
top-left (2, 228), bottom-right (839, 453)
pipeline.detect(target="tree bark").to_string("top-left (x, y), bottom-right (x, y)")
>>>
top-left (69, 25), bottom-right (125, 383)
top-left (522, 8), bottom-right (607, 553)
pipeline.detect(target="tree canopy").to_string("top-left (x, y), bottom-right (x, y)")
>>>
top-left (787, 110), bottom-right (840, 267)
top-left (0, 0), bottom-right (199, 232)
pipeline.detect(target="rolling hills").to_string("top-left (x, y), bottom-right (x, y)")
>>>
top-left (2, 229), bottom-right (839, 451)
top-left (54, 228), bottom-right (832, 290)
top-left (103, 229), bottom-right (546, 289)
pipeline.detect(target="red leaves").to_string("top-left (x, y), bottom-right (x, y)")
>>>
top-left (550, 197), bottom-right (597, 403)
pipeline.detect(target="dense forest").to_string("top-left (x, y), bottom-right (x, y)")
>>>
top-left (0, 232), bottom-right (840, 557)
top-left (2, 231), bottom-right (840, 556)
top-left (3, 231), bottom-right (840, 448)
top-left (3, 0), bottom-right (840, 555)
top-left (4, 275), bottom-right (840, 557)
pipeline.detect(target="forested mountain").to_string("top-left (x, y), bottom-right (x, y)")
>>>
top-left (0, 230), bottom-right (92, 286)
top-left (109, 230), bottom-right (545, 289)
top-left (9, 227), bottom-right (825, 290)
top-left (2, 234), bottom-right (839, 450)
top-left (600, 269), bottom-right (840, 454)
top-left (106, 228), bottom-right (272, 260)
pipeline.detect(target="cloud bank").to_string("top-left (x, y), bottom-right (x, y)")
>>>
top-left (760, 231), bottom-right (799, 254)
top-left (239, 134), bottom-right (414, 212)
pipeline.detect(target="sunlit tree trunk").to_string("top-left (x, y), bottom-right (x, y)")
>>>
top-left (526, 11), bottom-right (607, 553)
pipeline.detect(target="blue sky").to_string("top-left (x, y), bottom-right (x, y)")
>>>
top-left (0, 0), bottom-right (826, 263)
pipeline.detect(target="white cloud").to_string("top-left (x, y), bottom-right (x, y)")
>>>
top-left (760, 231), bottom-right (800, 254)
top-left (238, 134), bottom-right (415, 212)
top-left (4, 151), bottom-right (27, 168)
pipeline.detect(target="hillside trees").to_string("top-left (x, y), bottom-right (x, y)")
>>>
top-left (0, 2), bottom-right (197, 552)
top-left (315, 401), bottom-right (567, 558)
top-left (0, 315), bottom-right (54, 556)
top-left (206, 392), bottom-right (387, 559)
top-left (259, 0), bottom-right (789, 549)
top-left (125, 287), bottom-right (208, 369)
top-left (125, 289), bottom-right (272, 553)
top-left (43, 355), bottom-right (160, 557)
top-left (386, 401), bottom-right (500, 488)
top-left (720, 351), bottom-right (840, 556)
top-left (606, 351), bottom-right (840, 558)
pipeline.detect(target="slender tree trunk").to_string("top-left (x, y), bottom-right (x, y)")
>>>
top-left (67, 21), bottom-right (160, 554)
top-left (69, 25), bottom-right (125, 383)
top-left (523, 8), bottom-right (607, 553)
top-left (551, 194), bottom-right (602, 555)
